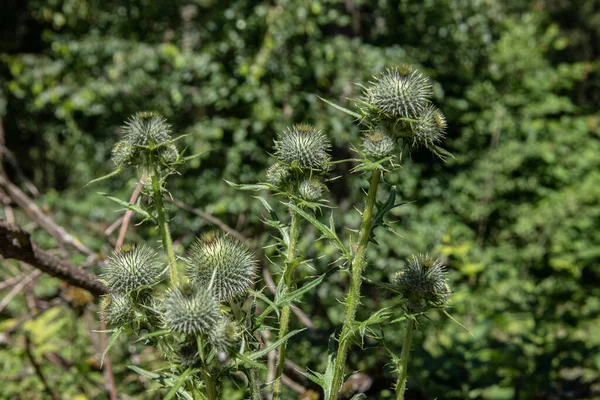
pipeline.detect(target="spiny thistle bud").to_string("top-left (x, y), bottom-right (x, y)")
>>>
top-left (366, 66), bottom-right (432, 120)
top-left (208, 317), bottom-right (239, 352)
top-left (100, 292), bottom-right (133, 325)
top-left (390, 254), bottom-right (450, 313)
top-left (111, 112), bottom-right (178, 169)
top-left (266, 163), bottom-right (291, 187)
top-left (412, 105), bottom-right (446, 148)
top-left (362, 129), bottom-right (396, 159)
top-left (101, 245), bottom-right (164, 292)
top-left (123, 111), bottom-right (173, 146)
top-left (274, 124), bottom-right (331, 170)
top-left (162, 285), bottom-right (221, 335)
top-left (187, 232), bottom-right (257, 301)
top-left (298, 178), bottom-right (324, 201)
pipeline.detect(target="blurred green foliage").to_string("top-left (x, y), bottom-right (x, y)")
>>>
top-left (1, 0), bottom-right (599, 398)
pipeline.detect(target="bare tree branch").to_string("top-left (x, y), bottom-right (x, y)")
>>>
top-left (0, 174), bottom-right (95, 257)
top-left (0, 221), bottom-right (107, 297)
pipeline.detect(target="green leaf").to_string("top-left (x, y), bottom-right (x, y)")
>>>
top-left (225, 180), bottom-right (273, 191)
top-left (369, 186), bottom-right (406, 243)
top-left (100, 326), bottom-right (123, 367)
top-left (285, 202), bottom-right (351, 261)
top-left (164, 368), bottom-right (193, 400)
top-left (244, 328), bottom-right (306, 361)
top-left (277, 265), bottom-right (340, 307)
top-left (319, 96), bottom-right (362, 119)
top-left (100, 193), bottom-right (153, 221)
top-left (85, 168), bottom-right (125, 186)
top-left (248, 289), bottom-right (279, 318)
top-left (127, 365), bottom-right (161, 379)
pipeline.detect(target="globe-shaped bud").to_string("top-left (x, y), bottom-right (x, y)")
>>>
top-left (367, 67), bottom-right (432, 119)
top-left (208, 317), bottom-right (239, 352)
top-left (362, 129), bottom-right (396, 159)
top-left (266, 163), bottom-right (290, 187)
top-left (100, 245), bottom-right (164, 292)
top-left (391, 254), bottom-right (449, 313)
top-left (274, 124), bottom-right (331, 170)
top-left (163, 285), bottom-right (221, 335)
top-left (123, 111), bottom-right (173, 146)
top-left (100, 293), bottom-right (133, 325)
top-left (412, 105), bottom-right (446, 148)
top-left (298, 178), bottom-right (324, 201)
top-left (186, 232), bottom-right (257, 301)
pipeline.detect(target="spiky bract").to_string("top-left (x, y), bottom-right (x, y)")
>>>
top-left (412, 105), bottom-right (446, 148)
top-left (274, 124), bottom-right (331, 170)
top-left (266, 163), bottom-right (291, 187)
top-left (208, 318), bottom-right (239, 352)
top-left (187, 232), bottom-right (256, 301)
top-left (391, 254), bottom-right (449, 313)
top-left (101, 245), bottom-right (164, 292)
top-left (367, 67), bottom-right (432, 120)
top-left (163, 285), bottom-right (221, 335)
top-left (298, 178), bottom-right (324, 201)
top-left (100, 292), bottom-right (132, 325)
top-left (362, 129), bottom-right (396, 159)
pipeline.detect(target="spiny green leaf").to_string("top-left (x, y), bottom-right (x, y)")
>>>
top-left (244, 328), bottom-right (306, 361)
top-left (100, 193), bottom-right (153, 221)
top-left (164, 368), bottom-right (193, 400)
top-left (285, 202), bottom-right (351, 261)
top-left (319, 96), bottom-right (362, 119)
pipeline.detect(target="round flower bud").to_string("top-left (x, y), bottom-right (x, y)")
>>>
top-left (100, 292), bottom-right (133, 325)
top-left (123, 111), bottom-right (173, 147)
top-left (163, 285), bottom-right (221, 335)
top-left (391, 254), bottom-right (449, 313)
top-left (101, 245), bottom-right (164, 292)
top-left (158, 144), bottom-right (179, 166)
top-left (274, 124), bottom-right (331, 170)
top-left (362, 129), bottom-right (395, 159)
top-left (298, 178), bottom-right (324, 201)
top-left (412, 105), bottom-right (446, 148)
top-left (367, 66), bottom-right (432, 119)
top-left (208, 317), bottom-right (239, 352)
top-left (186, 232), bottom-right (257, 301)
top-left (266, 163), bottom-right (290, 187)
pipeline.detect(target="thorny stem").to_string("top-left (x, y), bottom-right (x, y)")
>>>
top-left (273, 211), bottom-right (300, 399)
top-left (201, 368), bottom-right (218, 400)
top-left (150, 166), bottom-right (178, 286)
top-left (396, 319), bottom-right (415, 400)
top-left (327, 169), bottom-right (381, 400)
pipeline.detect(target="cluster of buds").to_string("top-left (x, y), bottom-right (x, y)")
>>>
top-left (267, 124), bottom-right (331, 203)
top-left (358, 66), bottom-right (448, 159)
top-left (111, 111), bottom-right (181, 171)
top-left (99, 246), bottom-right (164, 325)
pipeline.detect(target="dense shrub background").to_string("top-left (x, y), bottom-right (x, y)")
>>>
top-left (1, 0), bottom-right (599, 398)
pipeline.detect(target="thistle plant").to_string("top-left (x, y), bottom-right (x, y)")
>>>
top-left (92, 112), bottom-right (285, 400)
top-left (92, 66), bottom-right (453, 399)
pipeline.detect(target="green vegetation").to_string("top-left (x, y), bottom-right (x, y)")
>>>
top-left (1, 0), bottom-right (599, 399)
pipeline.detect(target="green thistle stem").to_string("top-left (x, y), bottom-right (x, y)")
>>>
top-left (150, 168), bottom-right (178, 286)
top-left (200, 369), bottom-right (218, 400)
top-left (396, 318), bottom-right (415, 400)
top-left (273, 211), bottom-right (299, 400)
top-left (327, 169), bottom-right (381, 400)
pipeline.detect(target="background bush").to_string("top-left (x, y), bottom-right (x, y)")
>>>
top-left (1, 0), bottom-right (599, 398)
